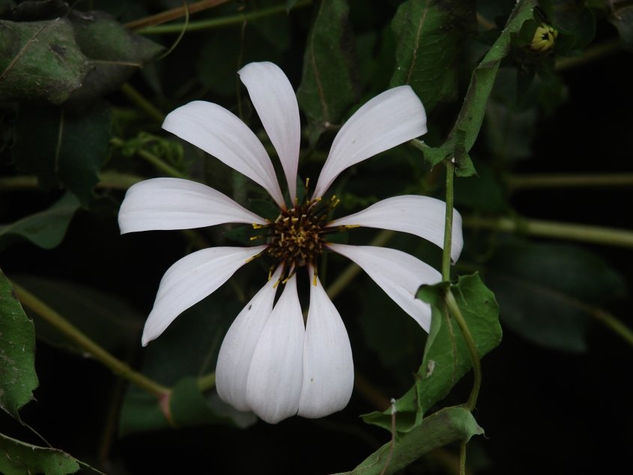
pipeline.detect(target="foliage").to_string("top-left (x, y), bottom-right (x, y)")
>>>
top-left (0, 0), bottom-right (631, 473)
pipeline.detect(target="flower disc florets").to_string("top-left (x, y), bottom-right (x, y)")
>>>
top-left (264, 197), bottom-right (338, 269)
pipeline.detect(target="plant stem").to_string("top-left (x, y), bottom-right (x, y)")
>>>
top-left (0, 176), bottom-right (38, 190)
top-left (197, 372), bottom-right (216, 391)
top-left (589, 308), bottom-right (633, 348)
top-left (125, 0), bottom-right (230, 30)
top-left (555, 39), bottom-right (620, 71)
top-left (120, 83), bottom-right (165, 123)
top-left (505, 173), bottom-right (633, 190)
top-left (442, 160), bottom-right (455, 281)
top-left (97, 171), bottom-right (144, 189)
top-left (463, 216), bottom-right (633, 248)
top-left (139, 0), bottom-right (312, 34)
top-left (326, 230), bottom-right (394, 299)
top-left (110, 137), bottom-right (187, 179)
top-left (12, 282), bottom-right (170, 398)
top-left (445, 290), bottom-right (481, 411)
top-left (459, 442), bottom-right (467, 475)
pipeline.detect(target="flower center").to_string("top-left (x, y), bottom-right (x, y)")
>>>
top-left (265, 199), bottom-right (332, 269)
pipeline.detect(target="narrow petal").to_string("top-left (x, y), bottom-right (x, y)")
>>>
top-left (216, 269), bottom-right (282, 411)
top-left (312, 86), bottom-right (426, 198)
top-left (239, 62), bottom-right (300, 202)
top-left (141, 246), bottom-right (265, 346)
top-left (246, 275), bottom-right (304, 423)
top-left (119, 177), bottom-right (266, 234)
top-left (328, 244), bottom-right (441, 332)
top-left (162, 101), bottom-right (285, 207)
top-left (329, 195), bottom-right (463, 262)
top-left (298, 269), bottom-right (354, 418)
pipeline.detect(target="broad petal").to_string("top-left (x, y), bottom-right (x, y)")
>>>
top-left (239, 62), bottom-right (301, 202)
top-left (298, 270), bottom-right (354, 418)
top-left (162, 101), bottom-right (285, 208)
top-left (216, 269), bottom-right (281, 411)
top-left (329, 195), bottom-right (463, 262)
top-left (246, 275), bottom-right (304, 423)
top-left (312, 86), bottom-right (426, 198)
top-left (328, 244), bottom-right (440, 332)
top-left (141, 246), bottom-right (265, 346)
top-left (119, 177), bottom-right (266, 234)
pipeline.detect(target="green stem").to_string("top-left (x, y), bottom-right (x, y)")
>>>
top-left (555, 39), bottom-right (620, 72)
top-left (326, 230), bottom-right (394, 299)
top-left (110, 137), bottom-right (187, 179)
top-left (98, 171), bottom-right (144, 189)
top-left (0, 176), bottom-right (38, 190)
top-left (442, 160), bottom-right (455, 281)
top-left (140, 0), bottom-right (312, 34)
top-left (12, 282), bottom-right (170, 398)
top-left (197, 372), bottom-right (216, 391)
top-left (463, 216), bottom-right (633, 248)
top-left (590, 309), bottom-right (633, 348)
top-left (505, 173), bottom-right (633, 190)
top-left (445, 290), bottom-right (481, 411)
top-left (459, 441), bottom-right (467, 475)
top-left (120, 83), bottom-right (165, 123)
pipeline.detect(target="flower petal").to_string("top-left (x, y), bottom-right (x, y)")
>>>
top-left (246, 275), bottom-right (304, 423)
top-left (118, 177), bottom-right (267, 234)
top-left (312, 86), bottom-right (427, 198)
top-left (141, 246), bottom-right (265, 346)
top-left (239, 62), bottom-right (301, 203)
top-left (216, 269), bottom-right (282, 412)
top-left (328, 244), bottom-right (441, 332)
top-left (329, 195), bottom-right (463, 262)
top-left (162, 100), bottom-right (285, 208)
top-left (298, 269), bottom-right (354, 418)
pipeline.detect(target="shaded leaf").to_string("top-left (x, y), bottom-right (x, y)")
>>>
top-left (297, 0), bottom-right (358, 131)
top-left (0, 18), bottom-right (89, 104)
top-left (390, 0), bottom-right (474, 112)
top-left (486, 240), bottom-right (626, 352)
top-left (11, 275), bottom-right (142, 355)
top-left (454, 163), bottom-right (508, 213)
top-left (0, 433), bottom-right (79, 475)
top-left (338, 407), bottom-right (483, 475)
top-left (67, 10), bottom-right (163, 104)
top-left (13, 103), bottom-right (112, 203)
top-left (0, 192), bottom-right (79, 251)
top-left (540, 0), bottom-right (595, 52)
top-left (421, 0), bottom-right (537, 175)
top-left (364, 273), bottom-right (501, 432)
top-left (0, 270), bottom-right (38, 417)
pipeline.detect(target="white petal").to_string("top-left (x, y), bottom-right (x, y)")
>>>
top-left (162, 101), bottom-right (285, 208)
top-left (246, 275), bottom-right (304, 423)
top-left (329, 195), bottom-right (463, 262)
top-left (216, 269), bottom-right (282, 411)
top-left (141, 246), bottom-right (265, 346)
top-left (312, 86), bottom-right (426, 198)
top-left (298, 270), bottom-right (354, 418)
top-left (118, 177), bottom-right (266, 234)
top-left (239, 62), bottom-right (301, 203)
top-left (328, 244), bottom-right (441, 332)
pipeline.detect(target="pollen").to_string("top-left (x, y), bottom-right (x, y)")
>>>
top-left (265, 198), bottom-right (331, 269)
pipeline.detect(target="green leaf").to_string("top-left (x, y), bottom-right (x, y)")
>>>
top-left (11, 275), bottom-right (142, 355)
top-left (0, 192), bottom-right (79, 252)
top-left (66, 10), bottom-right (163, 104)
top-left (0, 271), bottom-right (38, 417)
top-left (13, 103), bottom-right (112, 203)
top-left (420, 0), bottom-right (537, 175)
top-left (338, 407), bottom-right (483, 475)
top-left (390, 0), bottom-right (474, 112)
top-left (486, 240), bottom-right (626, 352)
top-left (539, 0), bottom-right (595, 52)
top-left (297, 0), bottom-right (358, 130)
top-left (364, 273), bottom-right (501, 432)
top-left (0, 19), bottom-right (89, 104)
top-left (0, 433), bottom-right (80, 475)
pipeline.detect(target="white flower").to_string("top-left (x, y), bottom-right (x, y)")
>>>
top-left (118, 62), bottom-right (463, 424)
